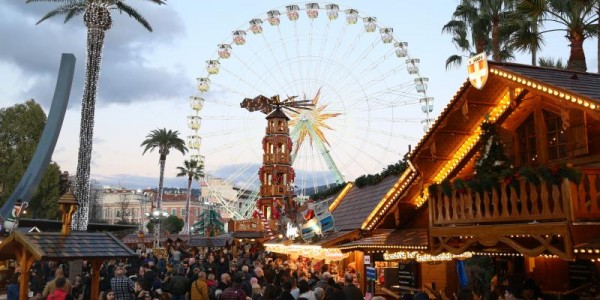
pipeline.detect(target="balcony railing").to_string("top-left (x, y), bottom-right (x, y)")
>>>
top-left (428, 171), bottom-right (596, 226)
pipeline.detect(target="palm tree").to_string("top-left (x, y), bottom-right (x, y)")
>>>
top-left (176, 159), bottom-right (204, 234)
top-left (503, 0), bottom-right (545, 66)
top-left (443, 0), bottom-right (516, 69)
top-left (141, 128), bottom-right (187, 211)
top-left (538, 57), bottom-right (567, 68)
top-left (516, 0), bottom-right (598, 72)
top-left (28, 0), bottom-right (165, 231)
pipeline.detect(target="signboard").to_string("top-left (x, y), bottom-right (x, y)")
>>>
top-left (364, 255), bottom-right (371, 265)
top-left (398, 261), bottom-right (419, 289)
top-left (233, 219), bottom-right (263, 232)
top-left (467, 52), bottom-right (489, 90)
top-left (366, 266), bottom-right (377, 280)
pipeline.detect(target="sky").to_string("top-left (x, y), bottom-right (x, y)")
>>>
top-left (1, 0), bottom-right (597, 190)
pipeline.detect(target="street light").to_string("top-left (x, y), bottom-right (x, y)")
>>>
top-left (145, 208), bottom-right (169, 249)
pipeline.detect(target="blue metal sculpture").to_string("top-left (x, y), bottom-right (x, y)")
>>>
top-left (0, 54), bottom-right (76, 228)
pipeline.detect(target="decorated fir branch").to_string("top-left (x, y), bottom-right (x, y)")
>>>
top-left (354, 160), bottom-right (409, 188)
top-left (428, 119), bottom-right (581, 196)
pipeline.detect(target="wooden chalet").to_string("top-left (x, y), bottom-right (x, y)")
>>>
top-left (334, 61), bottom-right (600, 296)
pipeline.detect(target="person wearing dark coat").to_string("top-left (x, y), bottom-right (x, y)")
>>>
top-left (278, 280), bottom-right (295, 300)
top-left (166, 268), bottom-right (190, 300)
top-left (342, 274), bottom-right (363, 300)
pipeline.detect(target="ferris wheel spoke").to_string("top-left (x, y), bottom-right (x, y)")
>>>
top-left (259, 33), bottom-right (296, 95)
top-left (276, 26), bottom-right (300, 96)
top-left (311, 20), bottom-right (333, 95)
top-left (229, 52), bottom-right (286, 95)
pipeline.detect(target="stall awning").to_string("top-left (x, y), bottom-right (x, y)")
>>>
top-left (338, 228), bottom-right (428, 251)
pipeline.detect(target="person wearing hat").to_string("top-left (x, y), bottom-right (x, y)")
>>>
top-left (219, 272), bottom-right (247, 300)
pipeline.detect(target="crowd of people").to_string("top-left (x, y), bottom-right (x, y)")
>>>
top-left (6, 245), bottom-right (368, 300)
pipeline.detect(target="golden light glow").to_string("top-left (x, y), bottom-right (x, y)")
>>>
top-left (361, 169), bottom-right (415, 230)
top-left (264, 243), bottom-right (348, 261)
top-left (340, 244), bottom-right (427, 251)
top-left (328, 182), bottom-right (354, 212)
top-left (288, 88), bottom-right (341, 156)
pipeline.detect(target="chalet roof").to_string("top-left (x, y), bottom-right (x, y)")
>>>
top-left (338, 228), bottom-right (428, 251)
top-left (188, 234), bottom-right (233, 247)
top-left (231, 231), bottom-right (267, 239)
top-left (332, 175), bottom-right (400, 231)
top-left (0, 231), bottom-right (136, 260)
top-left (495, 62), bottom-right (600, 102)
top-left (266, 108), bottom-right (290, 120)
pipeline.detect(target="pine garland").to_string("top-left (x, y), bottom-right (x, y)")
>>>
top-left (354, 160), bottom-right (408, 188)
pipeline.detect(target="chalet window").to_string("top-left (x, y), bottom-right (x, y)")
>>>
top-left (516, 109), bottom-right (568, 165)
top-left (544, 110), bottom-right (567, 160)
top-left (517, 114), bottom-right (537, 164)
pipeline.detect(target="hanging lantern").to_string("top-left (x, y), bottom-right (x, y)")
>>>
top-left (415, 77), bottom-right (428, 93)
top-left (206, 60), bottom-right (220, 74)
top-left (380, 28), bottom-right (393, 43)
top-left (249, 19), bottom-right (263, 34)
top-left (187, 135), bottom-right (201, 149)
top-left (344, 9), bottom-right (359, 24)
top-left (421, 119), bottom-right (434, 132)
top-left (325, 4), bottom-right (339, 20)
top-left (286, 5), bottom-right (300, 21)
top-left (306, 3), bottom-right (319, 19)
top-left (420, 97), bottom-right (434, 113)
top-left (363, 17), bottom-right (377, 32)
top-left (267, 10), bottom-right (281, 26)
top-left (218, 44), bottom-right (231, 59)
top-left (395, 42), bottom-right (408, 57)
top-left (187, 116), bottom-right (202, 130)
top-left (407, 58), bottom-right (420, 74)
top-left (233, 30), bottom-right (246, 45)
top-left (197, 78), bottom-right (210, 92)
top-left (190, 96), bottom-right (204, 111)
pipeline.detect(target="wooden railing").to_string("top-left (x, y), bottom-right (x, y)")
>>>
top-left (570, 169), bottom-right (600, 220)
top-left (429, 178), bottom-right (572, 225)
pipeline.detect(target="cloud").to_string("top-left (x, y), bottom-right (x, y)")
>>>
top-left (0, 1), bottom-right (188, 108)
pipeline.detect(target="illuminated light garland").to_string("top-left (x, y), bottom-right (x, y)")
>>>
top-left (489, 68), bottom-right (600, 111)
top-left (264, 243), bottom-right (348, 261)
top-left (72, 3), bottom-right (113, 231)
top-left (339, 244), bottom-right (427, 251)
top-left (383, 251), bottom-right (473, 262)
top-left (328, 183), bottom-right (354, 212)
top-left (362, 169), bottom-right (415, 230)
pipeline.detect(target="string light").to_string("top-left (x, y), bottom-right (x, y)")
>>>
top-left (383, 251), bottom-right (473, 262)
top-left (73, 3), bottom-right (113, 231)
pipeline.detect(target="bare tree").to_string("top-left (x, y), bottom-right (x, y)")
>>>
top-left (117, 193), bottom-right (131, 224)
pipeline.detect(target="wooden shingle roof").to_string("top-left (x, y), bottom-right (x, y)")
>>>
top-left (0, 231), bottom-right (136, 260)
top-left (331, 175), bottom-right (400, 231)
top-left (188, 234), bottom-right (233, 247)
top-left (495, 62), bottom-right (600, 102)
top-left (338, 228), bottom-right (428, 250)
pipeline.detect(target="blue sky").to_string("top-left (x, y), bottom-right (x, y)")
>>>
top-left (0, 1), bottom-right (597, 189)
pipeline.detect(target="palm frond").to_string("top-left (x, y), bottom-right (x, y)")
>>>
top-left (34, 2), bottom-right (84, 24)
top-left (442, 20), bottom-right (466, 34)
top-left (63, 5), bottom-right (85, 23)
top-left (445, 55), bottom-right (464, 70)
top-left (114, 1), bottom-right (153, 31)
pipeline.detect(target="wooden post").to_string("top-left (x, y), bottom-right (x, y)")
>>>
top-left (90, 260), bottom-right (102, 300)
top-left (18, 246), bottom-right (33, 300)
top-left (355, 251), bottom-right (365, 293)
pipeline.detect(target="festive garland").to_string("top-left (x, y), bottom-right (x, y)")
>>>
top-left (310, 183), bottom-right (347, 200)
top-left (429, 163), bottom-right (582, 195)
top-left (354, 160), bottom-right (409, 188)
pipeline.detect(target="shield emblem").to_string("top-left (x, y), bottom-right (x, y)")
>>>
top-left (467, 53), bottom-right (489, 90)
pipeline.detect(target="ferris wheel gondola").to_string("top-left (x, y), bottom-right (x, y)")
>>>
top-left (187, 3), bottom-right (434, 220)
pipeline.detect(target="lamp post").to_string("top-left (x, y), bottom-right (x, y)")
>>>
top-left (145, 208), bottom-right (169, 249)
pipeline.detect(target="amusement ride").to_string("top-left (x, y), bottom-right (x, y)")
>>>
top-left (186, 3), bottom-right (434, 221)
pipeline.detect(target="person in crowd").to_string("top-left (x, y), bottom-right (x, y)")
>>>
top-left (166, 268), bottom-right (190, 300)
top-left (218, 272), bottom-right (232, 291)
top-left (278, 280), bottom-right (295, 300)
top-left (190, 271), bottom-right (209, 300)
top-left (216, 256), bottom-right (229, 278)
top-left (457, 288), bottom-right (475, 300)
top-left (289, 277), bottom-right (299, 299)
top-left (262, 284), bottom-right (279, 300)
top-left (297, 279), bottom-right (315, 300)
top-left (30, 269), bottom-right (45, 298)
top-left (7, 273), bottom-right (19, 300)
top-left (48, 277), bottom-right (72, 300)
top-left (250, 277), bottom-right (262, 300)
top-left (43, 268), bottom-right (73, 298)
top-left (314, 272), bottom-right (330, 290)
top-left (101, 289), bottom-right (116, 300)
top-left (72, 275), bottom-right (84, 300)
top-left (313, 288), bottom-right (324, 300)
top-left (207, 273), bottom-right (218, 289)
top-left (253, 267), bottom-right (268, 288)
top-left (134, 280), bottom-right (151, 300)
top-left (141, 264), bottom-right (158, 292)
top-left (342, 273), bottom-right (362, 300)
top-left (220, 272), bottom-right (247, 300)
top-left (110, 265), bottom-right (134, 300)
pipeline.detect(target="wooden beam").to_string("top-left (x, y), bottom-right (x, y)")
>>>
top-left (464, 100), bottom-right (496, 107)
top-left (437, 129), bottom-right (473, 136)
top-left (19, 246), bottom-right (32, 300)
top-left (90, 260), bottom-right (102, 300)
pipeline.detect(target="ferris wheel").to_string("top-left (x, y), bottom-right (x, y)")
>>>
top-left (187, 3), bottom-right (434, 220)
